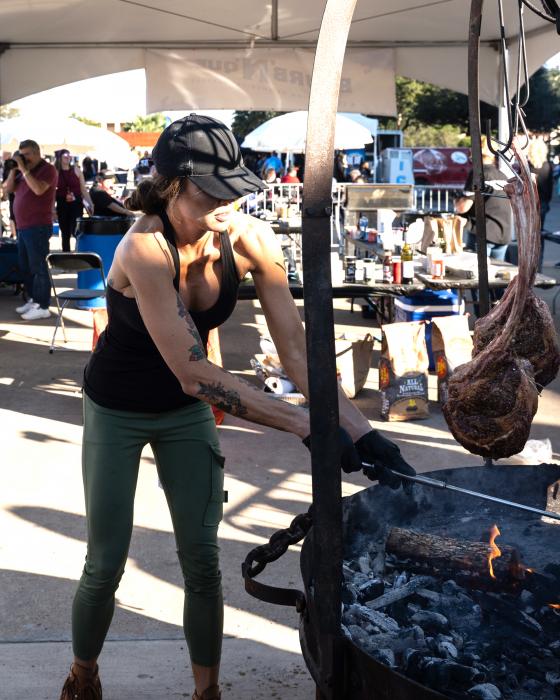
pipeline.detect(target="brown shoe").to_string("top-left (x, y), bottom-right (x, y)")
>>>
top-left (192, 685), bottom-right (221, 700)
top-left (60, 664), bottom-right (102, 700)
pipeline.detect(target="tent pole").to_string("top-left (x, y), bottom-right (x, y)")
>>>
top-left (468, 0), bottom-right (491, 317)
top-left (302, 0), bottom-right (358, 697)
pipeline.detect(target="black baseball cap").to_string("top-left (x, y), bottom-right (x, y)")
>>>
top-left (152, 114), bottom-right (265, 200)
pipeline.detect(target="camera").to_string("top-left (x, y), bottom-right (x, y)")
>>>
top-left (14, 151), bottom-right (27, 167)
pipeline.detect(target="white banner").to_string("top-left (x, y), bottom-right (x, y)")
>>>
top-left (146, 48), bottom-right (396, 115)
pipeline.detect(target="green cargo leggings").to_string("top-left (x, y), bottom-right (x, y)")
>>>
top-left (72, 394), bottom-right (225, 666)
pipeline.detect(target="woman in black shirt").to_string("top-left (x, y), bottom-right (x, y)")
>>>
top-left (59, 115), bottom-right (414, 700)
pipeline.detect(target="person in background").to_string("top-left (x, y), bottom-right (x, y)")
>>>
top-left (261, 151), bottom-right (283, 178)
top-left (527, 138), bottom-right (553, 231)
top-left (134, 150), bottom-right (154, 183)
top-left (280, 166), bottom-right (300, 184)
top-left (1, 158), bottom-right (18, 238)
top-left (333, 151), bottom-right (349, 182)
top-left (58, 114), bottom-right (415, 700)
top-left (349, 168), bottom-right (365, 184)
top-left (263, 167), bottom-right (279, 185)
top-left (454, 136), bottom-right (512, 314)
top-left (525, 138), bottom-right (554, 271)
top-left (3, 139), bottom-right (58, 320)
top-left (54, 149), bottom-right (94, 252)
top-left (454, 136), bottom-right (512, 261)
top-left (89, 171), bottom-right (131, 217)
top-left (82, 156), bottom-right (98, 182)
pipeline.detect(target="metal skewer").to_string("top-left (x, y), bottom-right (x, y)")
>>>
top-left (361, 463), bottom-right (560, 522)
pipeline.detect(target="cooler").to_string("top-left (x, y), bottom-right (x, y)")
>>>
top-left (394, 289), bottom-right (465, 370)
top-left (75, 216), bottom-right (134, 308)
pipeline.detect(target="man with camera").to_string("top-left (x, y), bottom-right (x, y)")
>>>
top-left (4, 139), bottom-right (58, 320)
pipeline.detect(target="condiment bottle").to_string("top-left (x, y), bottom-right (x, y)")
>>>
top-left (401, 235), bottom-right (414, 285)
top-left (344, 255), bottom-right (356, 283)
top-left (382, 250), bottom-right (393, 283)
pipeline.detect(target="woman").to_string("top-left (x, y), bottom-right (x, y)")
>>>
top-left (55, 150), bottom-right (93, 251)
top-left (59, 115), bottom-right (414, 700)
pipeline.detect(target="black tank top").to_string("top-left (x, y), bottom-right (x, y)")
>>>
top-left (83, 210), bottom-right (241, 412)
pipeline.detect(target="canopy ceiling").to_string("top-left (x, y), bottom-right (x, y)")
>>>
top-left (1, 1), bottom-right (558, 113)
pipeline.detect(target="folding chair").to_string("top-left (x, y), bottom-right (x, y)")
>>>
top-left (46, 252), bottom-right (107, 353)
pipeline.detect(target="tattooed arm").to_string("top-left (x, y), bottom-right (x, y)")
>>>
top-left (119, 231), bottom-right (310, 437)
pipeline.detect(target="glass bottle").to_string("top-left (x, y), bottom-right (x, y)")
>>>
top-left (401, 235), bottom-right (414, 285)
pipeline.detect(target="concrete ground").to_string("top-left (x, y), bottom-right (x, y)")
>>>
top-left (1, 203), bottom-right (560, 699)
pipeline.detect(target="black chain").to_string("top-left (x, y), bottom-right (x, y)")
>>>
top-left (243, 507), bottom-right (313, 578)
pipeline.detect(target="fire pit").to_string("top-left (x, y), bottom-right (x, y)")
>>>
top-left (297, 464), bottom-right (560, 699)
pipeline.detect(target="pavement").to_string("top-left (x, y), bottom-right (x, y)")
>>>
top-left (2, 202), bottom-right (560, 699)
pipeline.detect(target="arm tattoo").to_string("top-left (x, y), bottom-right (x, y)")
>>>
top-left (176, 293), bottom-right (206, 360)
top-left (274, 260), bottom-right (286, 273)
top-left (107, 277), bottom-right (115, 288)
top-left (197, 381), bottom-right (248, 416)
top-left (188, 343), bottom-right (206, 362)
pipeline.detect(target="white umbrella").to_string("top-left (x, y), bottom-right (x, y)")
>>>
top-left (241, 111), bottom-right (373, 154)
top-left (0, 116), bottom-right (136, 169)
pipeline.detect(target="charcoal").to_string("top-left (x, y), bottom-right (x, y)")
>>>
top-left (358, 554), bottom-right (371, 574)
top-left (550, 641), bottom-right (560, 658)
top-left (435, 637), bottom-right (459, 660)
top-left (346, 624), bottom-right (371, 644)
top-left (546, 672), bottom-right (560, 687)
top-left (458, 652), bottom-right (482, 667)
top-left (344, 604), bottom-right (399, 633)
top-left (520, 589), bottom-right (535, 606)
top-left (442, 579), bottom-right (464, 595)
top-left (414, 588), bottom-right (442, 606)
top-left (357, 578), bottom-right (384, 603)
top-left (410, 610), bottom-right (449, 633)
top-left (467, 683), bottom-right (501, 699)
top-left (523, 679), bottom-right (544, 694)
top-left (366, 576), bottom-right (435, 611)
top-left (421, 657), bottom-right (484, 690)
top-left (394, 571), bottom-right (408, 588)
top-left (370, 648), bottom-right (396, 667)
top-left (341, 583), bottom-right (358, 605)
top-left (342, 562), bottom-right (354, 581)
top-left (340, 623), bottom-right (353, 642)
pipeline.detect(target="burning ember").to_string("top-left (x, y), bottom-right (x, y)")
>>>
top-left (487, 524), bottom-right (501, 579)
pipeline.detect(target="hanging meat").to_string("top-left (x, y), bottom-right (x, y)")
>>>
top-left (443, 142), bottom-right (541, 459)
top-left (473, 142), bottom-right (560, 389)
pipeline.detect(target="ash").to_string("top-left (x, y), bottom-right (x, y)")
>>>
top-left (341, 550), bottom-right (560, 699)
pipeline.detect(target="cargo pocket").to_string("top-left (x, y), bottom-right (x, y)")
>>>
top-left (203, 446), bottom-right (225, 527)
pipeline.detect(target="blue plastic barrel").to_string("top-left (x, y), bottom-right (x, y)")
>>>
top-left (394, 289), bottom-right (464, 370)
top-left (75, 216), bottom-right (134, 308)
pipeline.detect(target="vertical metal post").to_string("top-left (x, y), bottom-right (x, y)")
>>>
top-left (468, 0), bottom-right (491, 317)
top-left (302, 0), bottom-right (358, 697)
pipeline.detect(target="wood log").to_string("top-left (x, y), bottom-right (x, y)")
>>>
top-left (385, 527), bottom-right (523, 582)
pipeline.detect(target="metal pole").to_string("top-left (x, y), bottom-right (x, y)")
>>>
top-left (302, 0), bottom-right (358, 697)
top-left (468, 0), bottom-right (491, 317)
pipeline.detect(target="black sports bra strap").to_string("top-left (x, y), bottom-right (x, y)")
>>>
top-left (158, 209), bottom-right (180, 291)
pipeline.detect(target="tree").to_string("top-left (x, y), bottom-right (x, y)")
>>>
top-left (0, 105), bottom-right (20, 120)
top-left (122, 113), bottom-right (167, 132)
top-left (231, 111), bottom-right (285, 141)
top-left (523, 67), bottom-right (560, 134)
top-left (70, 112), bottom-right (101, 128)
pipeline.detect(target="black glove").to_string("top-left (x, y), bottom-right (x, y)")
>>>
top-left (355, 430), bottom-right (416, 491)
top-left (302, 427), bottom-right (362, 475)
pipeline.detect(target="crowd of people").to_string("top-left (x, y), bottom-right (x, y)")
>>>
top-left (0, 141), bottom-right (135, 320)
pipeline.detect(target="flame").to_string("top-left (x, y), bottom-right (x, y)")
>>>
top-left (549, 604), bottom-right (560, 610)
top-left (487, 524), bottom-right (502, 579)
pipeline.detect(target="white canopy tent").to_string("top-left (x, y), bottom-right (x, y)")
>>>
top-left (241, 111), bottom-right (373, 153)
top-left (0, 116), bottom-right (136, 168)
top-left (1, 1), bottom-right (559, 115)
